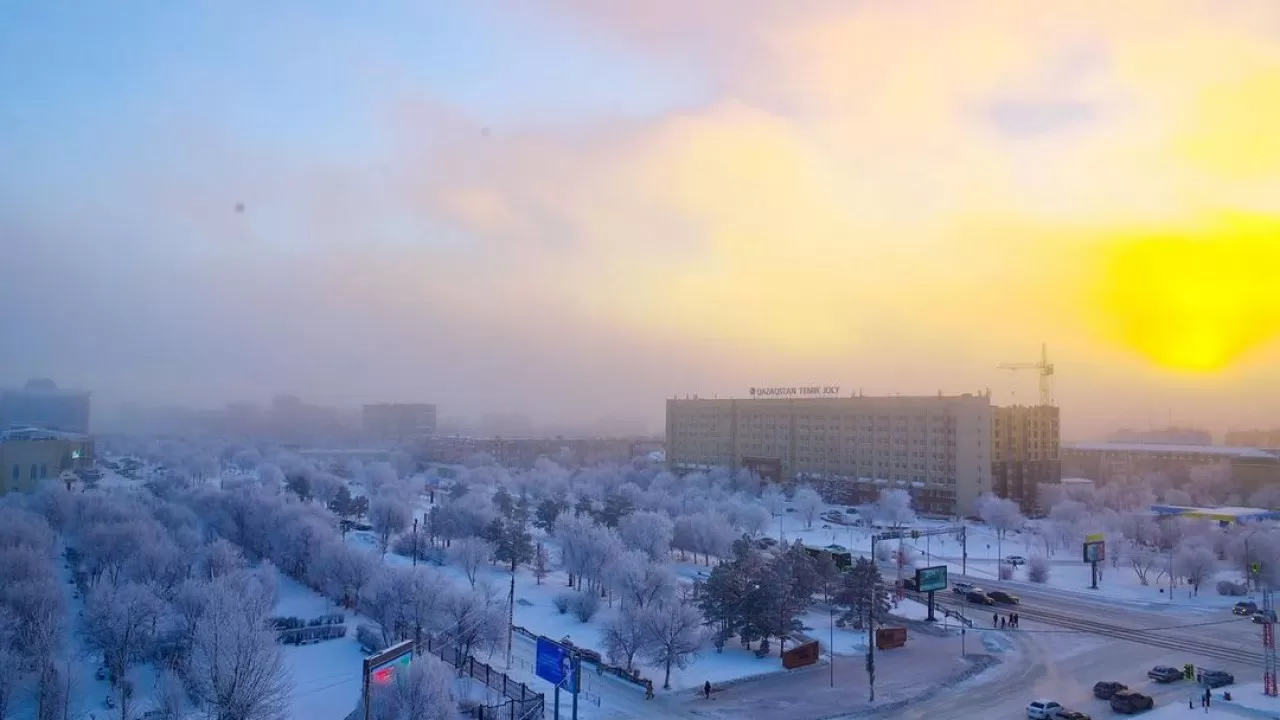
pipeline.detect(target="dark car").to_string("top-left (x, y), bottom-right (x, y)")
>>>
top-left (1147, 666), bottom-right (1182, 683)
top-left (1110, 690), bottom-right (1153, 714)
top-left (1198, 670), bottom-right (1234, 688)
top-left (1092, 681), bottom-right (1127, 700)
top-left (902, 577), bottom-right (919, 591)
top-left (1052, 711), bottom-right (1092, 720)
top-left (989, 590), bottom-right (1020, 605)
top-left (966, 590), bottom-right (995, 605)
top-left (1254, 611), bottom-right (1276, 624)
top-left (1005, 555), bottom-right (1027, 567)
top-left (1233, 601), bottom-right (1259, 616)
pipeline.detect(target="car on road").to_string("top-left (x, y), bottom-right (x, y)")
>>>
top-left (1147, 666), bottom-right (1182, 683)
top-left (1092, 681), bottom-right (1127, 700)
top-left (1198, 669), bottom-right (1234, 688)
top-left (988, 590), bottom-right (1020, 605)
top-left (1005, 555), bottom-right (1027, 566)
top-left (967, 590), bottom-right (996, 605)
top-left (1109, 690), bottom-right (1154, 714)
top-left (902, 577), bottom-right (919, 591)
top-left (1052, 711), bottom-right (1092, 720)
top-left (1253, 610), bottom-right (1276, 624)
top-left (1233, 601), bottom-right (1259, 615)
top-left (952, 582), bottom-right (978, 595)
top-left (1026, 699), bottom-right (1063, 719)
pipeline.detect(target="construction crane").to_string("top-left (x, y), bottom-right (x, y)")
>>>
top-left (998, 343), bottom-right (1055, 406)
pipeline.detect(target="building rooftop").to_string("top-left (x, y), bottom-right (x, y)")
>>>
top-left (0, 426), bottom-right (91, 442)
top-left (1065, 441), bottom-right (1277, 459)
top-left (1150, 504), bottom-right (1280, 519)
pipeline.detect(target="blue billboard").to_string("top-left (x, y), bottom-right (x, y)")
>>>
top-left (535, 637), bottom-right (578, 694)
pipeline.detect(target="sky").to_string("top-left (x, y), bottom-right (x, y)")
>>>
top-left (4, 0), bottom-right (1280, 439)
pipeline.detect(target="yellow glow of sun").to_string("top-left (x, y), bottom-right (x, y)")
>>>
top-left (1093, 215), bottom-right (1280, 372)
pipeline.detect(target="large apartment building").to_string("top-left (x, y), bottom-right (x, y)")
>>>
top-left (666, 392), bottom-right (994, 516)
top-left (992, 405), bottom-right (1061, 513)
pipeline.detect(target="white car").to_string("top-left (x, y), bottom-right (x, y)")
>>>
top-left (1026, 700), bottom-right (1062, 719)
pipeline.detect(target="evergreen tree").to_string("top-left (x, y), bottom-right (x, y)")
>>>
top-left (835, 557), bottom-right (890, 629)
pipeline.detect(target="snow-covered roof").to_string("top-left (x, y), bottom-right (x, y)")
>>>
top-left (0, 427), bottom-right (91, 442)
top-left (1058, 477), bottom-right (1096, 485)
top-left (1065, 442), bottom-right (1278, 459)
top-left (1150, 504), bottom-right (1280, 520)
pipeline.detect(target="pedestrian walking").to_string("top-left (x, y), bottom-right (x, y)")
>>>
top-left (645, 681), bottom-right (654, 700)
top-left (1000, 616), bottom-right (1006, 629)
top-left (992, 613), bottom-right (998, 627)
top-left (1012, 612), bottom-right (1019, 628)
top-left (704, 681), bottom-right (712, 699)
top-left (1204, 687), bottom-right (1212, 709)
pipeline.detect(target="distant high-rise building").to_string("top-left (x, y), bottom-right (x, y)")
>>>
top-left (1225, 428), bottom-right (1280, 449)
top-left (363, 403), bottom-right (437, 442)
top-left (665, 392), bottom-right (994, 516)
top-left (991, 405), bottom-right (1060, 513)
top-left (0, 378), bottom-right (91, 433)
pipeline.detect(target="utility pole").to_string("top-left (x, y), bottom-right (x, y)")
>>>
top-left (411, 517), bottom-right (419, 567)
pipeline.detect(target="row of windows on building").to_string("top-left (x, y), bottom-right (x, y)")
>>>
top-left (10, 464), bottom-right (50, 481)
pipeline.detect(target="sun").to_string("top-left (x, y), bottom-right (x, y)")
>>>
top-left (1092, 215), bottom-right (1280, 373)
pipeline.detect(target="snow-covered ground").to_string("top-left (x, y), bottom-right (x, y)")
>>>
top-left (1222, 683), bottom-right (1280, 719)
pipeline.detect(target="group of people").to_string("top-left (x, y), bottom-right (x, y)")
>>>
top-left (992, 611), bottom-right (1020, 629)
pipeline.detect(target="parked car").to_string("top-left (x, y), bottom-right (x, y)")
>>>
top-left (1092, 681), bottom-right (1127, 700)
top-left (1005, 555), bottom-right (1027, 567)
top-left (902, 577), bottom-right (919, 591)
top-left (1198, 670), bottom-right (1234, 688)
top-left (1026, 699), bottom-right (1063, 719)
top-left (1233, 601), bottom-right (1259, 616)
top-left (967, 590), bottom-right (996, 606)
top-left (988, 590), bottom-right (1020, 605)
top-left (1052, 711), bottom-right (1092, 720)
top-left (1110, 690), bottom-right (1154, 714)
top-left (1254, 611), bottom-right (1276, 624)
top-left (952, 582), bottom-right (978, 595)
top-left (1147, 666), bottom-right (1182, 683)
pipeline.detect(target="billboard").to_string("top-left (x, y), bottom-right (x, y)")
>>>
top-left (364, 640), bottom-right (414, 687)
top-left (915, 565), bottom-right (948, 593)
top-left (535, 637), bottom-right (578, 694)
top-left (1083, 541), bottom-right (1105, 563)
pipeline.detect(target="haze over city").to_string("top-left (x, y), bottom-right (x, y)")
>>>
top-left (6, 0), bottom-right (1280, 438)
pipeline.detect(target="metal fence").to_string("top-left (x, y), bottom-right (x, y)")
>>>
top-left (420, 635), bottom-right (544, 719)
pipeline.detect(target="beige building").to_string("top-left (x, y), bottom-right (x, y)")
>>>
top-left (0, 429), bottom-right (95, 494)
top-left (666, 392), bottom-right (994, 516)
top-left (992, 405), bottom-right (1061, 513)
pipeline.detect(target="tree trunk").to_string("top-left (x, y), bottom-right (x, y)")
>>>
top-left (664, 660), bottom-right (673, 689)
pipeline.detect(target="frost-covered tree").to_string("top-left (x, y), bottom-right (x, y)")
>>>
top-left (187, 587), bottom-right (290, 720)
top-left (369, 494), bottom-right (412, 556)
top-left (611, 551), bottom-right (677, 609)
top-left (1129, 545), bottom-right (1163, 586)
top-left (873, 489), bottom-right (915, 528)
top-left (760, 483), bottom-right (787, 520)
top-left (532, 542), bottom-right (550, 585)
top-left (618, 510), bottom-right (674, 562)
top-left (81, 581), bottom-right (164, 707)
top-left (835, 557), bottom-right (889, 629)
top-left (601, 603), bottom-right (651, 672)
top-left (793, 487), bottom-right (824, 529)
top-left (0, 615), bottom-right (21, 720)
top-left (579, 524), bottom-right (625, 593)
top-left (754, 541), bottom-right (819, 655)
top-left (440, 588), bottom-right (505, 659)
top-left (484, 515), bottom-right (533, 573)
top-left (641, 600), bottom-right (704, 689)
top-left (690, 511), bottom-right (735, 565)
top-left (365, 461), bottom-right (401, 496)
top-left (975, 493), bottom-right (1025, 561)
top-left (199, 538), bottom-right (247, 580)
top-left (309, 473), bottom-right (344, 509)
top-left (1175, 544), bottom-right (1218, 595)
top-left (371, 653), bottom-right (457, 720)
top-left (450, 537), bottom-right (493, 588)
top-left (1027, 555), bottom-right (1050, 583)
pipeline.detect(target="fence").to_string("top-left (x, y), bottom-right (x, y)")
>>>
top-left (420, 635), bottom-right (544, 719)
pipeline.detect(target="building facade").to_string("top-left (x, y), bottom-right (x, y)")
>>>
top-left (0, 428), bottom-right (95, 494)
top-left (362, 403), bottom-right (437, 443)
top-left (992, 405), bottom-right (1061, 514)
top-left (1062, 442), bottom-right (1280, 495)
top-left (665, 393), bottom-right (994, 516)
top-left (0, 378), bottom-right (91, 433)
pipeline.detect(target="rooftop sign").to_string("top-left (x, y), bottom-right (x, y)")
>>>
top-left (749, 386), bottom-right (842, 398)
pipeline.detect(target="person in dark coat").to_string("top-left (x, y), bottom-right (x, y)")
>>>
top-left (704, 681), bottom-right (712, 699)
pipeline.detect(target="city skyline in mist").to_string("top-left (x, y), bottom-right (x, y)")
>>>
top-left (5, 1), bottom-right (1280, 440)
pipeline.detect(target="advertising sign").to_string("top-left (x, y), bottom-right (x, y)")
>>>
top-left (915, 565), bottom-right (948, 593)
top-left (1083, 541), bottom-right (1105, 563)
top-left (364, 640), bottom-right (414, 687)
top-left (749, 385), bottom-right (842, 398)
top-left (535, 637), bottom-right (578, 694)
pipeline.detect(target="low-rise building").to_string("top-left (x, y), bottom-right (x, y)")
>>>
top-left (0, 427), bottom-right (95, 494)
